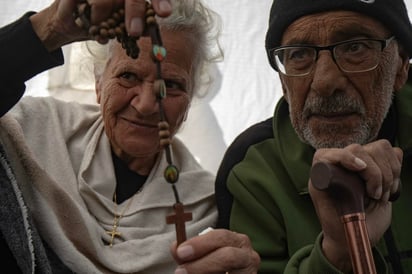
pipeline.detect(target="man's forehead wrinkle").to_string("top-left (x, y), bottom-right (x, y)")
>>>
top-left (283, 18), bottom-right (325, 45)
top-left (284, 14), bottom-right (385, 45)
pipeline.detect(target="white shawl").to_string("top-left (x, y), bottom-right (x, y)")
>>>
top-left (0, 96), bottom-right (217, 274)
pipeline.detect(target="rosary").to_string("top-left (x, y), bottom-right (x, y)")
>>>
top-left (74, 1), bottom-right (192, 246)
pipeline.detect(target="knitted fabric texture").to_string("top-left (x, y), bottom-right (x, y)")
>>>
top-left (265, 0), bottom-right (412, 70)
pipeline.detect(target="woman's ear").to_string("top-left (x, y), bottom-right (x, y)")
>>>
top-left (95, 76), bottom-right (102, 104)
top-left (183, 103), bottom-right (190, 121)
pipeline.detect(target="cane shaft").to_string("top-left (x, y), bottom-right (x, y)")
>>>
top-left (341, 213), bottom-right (377, 274)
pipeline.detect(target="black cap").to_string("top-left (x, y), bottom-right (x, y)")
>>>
top-left (265, 0), bottom-right (412, 70)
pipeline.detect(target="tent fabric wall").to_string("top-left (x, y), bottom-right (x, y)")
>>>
top-left (1, 1), bottom-right (411, 174)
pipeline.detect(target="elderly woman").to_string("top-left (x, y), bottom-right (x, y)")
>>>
top-left (0, 0), bottom-right (260, 273)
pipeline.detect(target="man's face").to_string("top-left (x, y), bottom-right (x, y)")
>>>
top-left (95, 30), bottom-right (194, 162)
top-left (279, 11), bottom-right (408, 148)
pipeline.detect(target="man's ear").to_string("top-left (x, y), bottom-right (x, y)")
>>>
top-left (394, 48), bottom-right (410, 92)
top-left (279, 75), bottom-right (289, 103)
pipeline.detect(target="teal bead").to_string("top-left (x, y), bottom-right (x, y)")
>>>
top-left (154, 79), bottom-right (166, 99)
top-left (159, 80), bottom-right (166, 98)
top-left (153, 45), bottom-right (167, 62)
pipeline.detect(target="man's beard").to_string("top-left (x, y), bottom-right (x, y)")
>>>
top-left (290, 92), bottom-right (391, 149)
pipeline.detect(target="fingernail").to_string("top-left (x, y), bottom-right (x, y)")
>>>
top-left (130, 17), bottom-right (143, 36)
top-left (175, 266), bottom-right (188, 274)
top-left (374, 186), bottom-right (382, 199)
top-left (354, 157), bottom-right (367, 169)
top-left (177, 245), bottom-right (194, 259)
top-left (159, 0), bottom-right (172, 13)
top-left (382, 191), bottom-right (390, 202)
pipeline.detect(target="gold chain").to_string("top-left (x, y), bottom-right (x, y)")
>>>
top-left (106, 192), bottom-right (136, 247)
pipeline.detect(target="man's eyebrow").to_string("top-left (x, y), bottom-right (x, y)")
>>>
top-left (281, 35), bottom-right (315, 46)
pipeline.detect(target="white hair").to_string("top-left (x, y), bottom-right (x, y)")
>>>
top-left (87, 0), bottom-right (223, 99)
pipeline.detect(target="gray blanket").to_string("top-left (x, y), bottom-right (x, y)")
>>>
top-left (0, 143), bottom-right (72, 273)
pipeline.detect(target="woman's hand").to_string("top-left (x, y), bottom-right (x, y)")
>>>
top-left (170, 228), bottom-right (261, 274)
top-left (29, 0), bottom-right (172, 51)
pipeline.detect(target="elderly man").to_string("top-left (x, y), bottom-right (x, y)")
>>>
top-left (216, 0), bottom-right (412, 273)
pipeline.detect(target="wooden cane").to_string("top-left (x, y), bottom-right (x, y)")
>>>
top-left (310, 162), bottom-right (400, 274)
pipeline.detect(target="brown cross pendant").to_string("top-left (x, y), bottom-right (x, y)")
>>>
top-left (106, 216), bottom-right (122, 247)
top-left (166, 202), bottom-right (193, 245)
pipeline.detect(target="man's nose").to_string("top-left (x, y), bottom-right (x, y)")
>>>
top-left (310, 51), bottom-right (347, 97)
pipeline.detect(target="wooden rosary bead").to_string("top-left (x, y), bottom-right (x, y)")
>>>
top-left (159, 129), bottom-right (171, 139)
top-left (107, 18), bottom-right (117, 27)
top-left (100, 21), bottom-right (109, 29)
top-left (146, 16), bottom-right (157, 25)
top-left (158, 121), bottom-right (169, 130)
top-left (115, 27), bottom-right (123, 37)
top-left (73, 4), bottom-right (139, 58)
top-left (159, 130), bottom-right (170, 138)
top-left (99, 28), bottom-right (109, 38)
top-left (159, 138), bottom-right (172, 147)
top-left (158, 120), bottom-right (171, 147)
top-left (146, 7), bottom-right (155, 17)
top-left (89, 25), bottom-right (99, 36)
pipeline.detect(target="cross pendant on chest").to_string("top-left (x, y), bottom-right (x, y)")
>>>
top-left (106, 215), bottom-right (122, 247)
top-left (166, 202), bottom-right (193, 245)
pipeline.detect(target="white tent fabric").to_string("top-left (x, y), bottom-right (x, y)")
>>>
top-left (1, 1), bottom-right (412, 174)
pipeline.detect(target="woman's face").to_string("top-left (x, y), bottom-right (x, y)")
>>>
top-left (95, 30), bottom-right (194, 170)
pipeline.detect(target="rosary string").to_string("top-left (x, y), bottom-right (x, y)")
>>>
top-left (143, 3), bottom-right (194, 245)
top-left (73, 1), bottom-right (192, 246)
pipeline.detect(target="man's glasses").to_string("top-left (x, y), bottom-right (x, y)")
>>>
top-left (269, 36), bottom-right (395, 77)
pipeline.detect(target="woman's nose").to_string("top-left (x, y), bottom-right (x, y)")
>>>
top-left (129, 83), bottom-right (159, 115)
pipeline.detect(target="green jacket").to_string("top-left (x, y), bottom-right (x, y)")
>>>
top-left (215, 80), bottom-right (412, 273)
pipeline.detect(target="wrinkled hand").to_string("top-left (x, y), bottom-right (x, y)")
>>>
top-left (170, 229), bottom-right (260, 274)
top-left (29, 0), bottom-right (172, 51)
top-left (309, 139), bottom-right (402, 272)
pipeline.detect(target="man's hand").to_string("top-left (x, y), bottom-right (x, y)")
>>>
top-left (309, 139), bottom-right (402, 272)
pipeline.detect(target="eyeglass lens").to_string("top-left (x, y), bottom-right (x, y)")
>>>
top-left (273, 39), bottom-right (384, 76)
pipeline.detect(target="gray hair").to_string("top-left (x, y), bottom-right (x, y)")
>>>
top-left (89, 0), bottom-right (223, 99)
